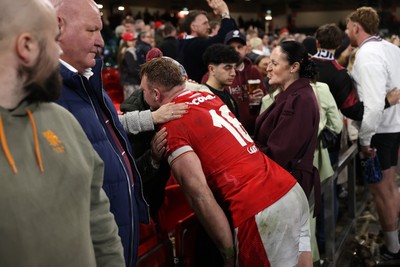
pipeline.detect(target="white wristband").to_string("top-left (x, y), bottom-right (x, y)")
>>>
top-left (220, 12), bottom-right (230, 19)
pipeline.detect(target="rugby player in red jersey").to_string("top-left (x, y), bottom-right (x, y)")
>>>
top-left (140, 56), bottom-right (312, 267)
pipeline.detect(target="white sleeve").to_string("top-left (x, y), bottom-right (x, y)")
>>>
top-left (352, 53), bottom-right (386, 146)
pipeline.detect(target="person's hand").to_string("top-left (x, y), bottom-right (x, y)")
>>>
top-left (206, 0), bottom-right (229, 16)
top-left (186, 78), bottom-right (198, 84)
top-left (150, 128), bottom-right (168, 166)
top-left (248, 88), bottom-right (264, 105)
top-left (390, 34), bottom-right (400, 46)
top-left (151, 103), bottom-right (188, 125)
top-left (361, 145), bottom-right (376, 159)
top-left (386, 87), bottom-right (400, 106)
top-left (341, 44), bottom-right (353, 58)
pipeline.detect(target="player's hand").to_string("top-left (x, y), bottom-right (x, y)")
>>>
top-left (151, 103), bottom-right (188, 125)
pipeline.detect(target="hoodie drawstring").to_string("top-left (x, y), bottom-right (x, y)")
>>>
top-left (0, 114), bottom-right (18, 174)
top-left (0, 110), bottom-right (44, 174)
top-left (26, 109), bottom-right (44, 173)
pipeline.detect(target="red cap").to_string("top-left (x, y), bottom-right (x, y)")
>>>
top-left (279, 28), bottom-right (289, 35)
top-left (146, 48), bottom-right (163, 62)
top-left (122, 32), bottom-right (136, 41)
top-left (154, 21), bottom-right (164, 29)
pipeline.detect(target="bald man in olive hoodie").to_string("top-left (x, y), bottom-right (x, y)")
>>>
top-left (0, 0), bottom-right (124, 266)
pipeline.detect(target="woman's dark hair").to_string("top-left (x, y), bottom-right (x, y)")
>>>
top-left (280, 40), bottom-right (318, 82)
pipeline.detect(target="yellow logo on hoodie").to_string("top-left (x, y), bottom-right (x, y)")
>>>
top-left (43, 130), bottom-right (65, 153)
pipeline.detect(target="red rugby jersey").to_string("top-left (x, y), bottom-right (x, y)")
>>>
top-left (163, 90), bottom-right (296, 227)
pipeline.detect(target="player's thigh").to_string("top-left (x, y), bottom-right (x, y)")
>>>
top-left (255, 183), bottom-right (310, 267)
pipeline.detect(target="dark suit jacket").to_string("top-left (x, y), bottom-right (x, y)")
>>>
top-left (178, 18), bottom-right (238, 83)
top-left (158, 36), bottom-right (178, 60)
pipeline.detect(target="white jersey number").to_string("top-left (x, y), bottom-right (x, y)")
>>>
top-left (209, 105), bottom-right (253, 146)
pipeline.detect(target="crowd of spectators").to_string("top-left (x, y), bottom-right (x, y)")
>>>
top-left (4, 0), bottom-right (400, 266)
top-left (99, 3), bottom-right (400, 265)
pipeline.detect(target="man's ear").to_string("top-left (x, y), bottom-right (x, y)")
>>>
top-left (15, 33), bottom-right (39, 66)
top-left (190, 23), bottom-right (196, 34)
top-left (57, 16), bottom-right (65, 39)
top-left (153, 88), bottom-right (161, 101)
top-left (354, 23), bottom-right (360, 35)
top-left (208, 64), bottom-right (215, 74)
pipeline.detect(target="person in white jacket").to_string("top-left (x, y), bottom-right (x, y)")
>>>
top-left (347, 7), bottom-right (400, 261)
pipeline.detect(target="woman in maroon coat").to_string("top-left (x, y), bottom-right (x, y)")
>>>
top-left (253, 40), bottom-right (320, 202)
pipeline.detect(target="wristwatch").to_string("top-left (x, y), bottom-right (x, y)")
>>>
top-left (150, 158), bottom-right (160, 170)
top-left (220, 12), bottom-right (230, 19)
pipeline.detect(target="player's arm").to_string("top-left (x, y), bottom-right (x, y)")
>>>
top-left (170, 151), bottom-right (235, 265)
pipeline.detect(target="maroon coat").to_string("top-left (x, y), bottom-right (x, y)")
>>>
top-left (253, 78), bottom-right (320, 199)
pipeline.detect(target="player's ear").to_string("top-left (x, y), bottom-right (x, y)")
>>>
top-left (153, 88), bottom-right (161, 101)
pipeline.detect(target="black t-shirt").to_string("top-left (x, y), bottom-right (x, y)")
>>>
top-left (205, 84), bottom-right (240, 119)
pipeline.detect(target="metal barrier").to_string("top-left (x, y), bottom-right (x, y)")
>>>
top-left (322, 143), bottom-right (368, 266)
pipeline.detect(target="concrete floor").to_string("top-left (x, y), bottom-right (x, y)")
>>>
top-left (318, 175), bottom-right (400, 267)
top-left (335, 199), bottom-right (382, 267)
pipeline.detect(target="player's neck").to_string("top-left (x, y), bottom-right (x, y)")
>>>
top-left (161, 86), bottom-right (186, 105)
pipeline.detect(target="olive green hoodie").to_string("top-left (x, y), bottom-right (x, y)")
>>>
top-left (0, 101), bottom-right (124, 267)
